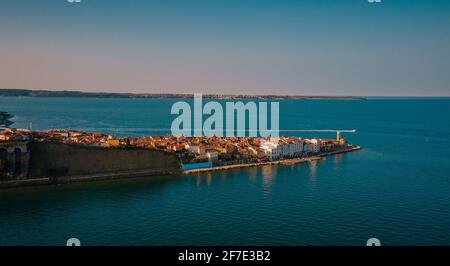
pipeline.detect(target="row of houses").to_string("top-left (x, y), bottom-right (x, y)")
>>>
top-left (0, 128), bottom-right (32, 141)
top-left (182, 136), bottom-right (343, 163)
top-left (259, 138), bottom-right (320, 160)
top-left (1, 127), bottom-right (348, 163)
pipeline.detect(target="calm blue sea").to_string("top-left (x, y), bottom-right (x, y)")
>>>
top-left (1, 97), bottom-right (450, 245)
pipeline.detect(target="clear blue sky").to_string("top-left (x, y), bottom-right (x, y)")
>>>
top-left (1, 0), bottom-right (449, 96)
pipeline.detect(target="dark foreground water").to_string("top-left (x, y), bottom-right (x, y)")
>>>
top-left (1, 97), bottom-right (450, 245)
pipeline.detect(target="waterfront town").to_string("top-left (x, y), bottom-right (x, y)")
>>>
top-left (0, 125), bottom-right (352, 168)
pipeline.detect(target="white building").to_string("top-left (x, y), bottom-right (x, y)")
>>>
top-left (307, 139), bottom-right (321, 153)
top-left (291, 141), bottom-right (304, 156)
top-left (206, 150), bottom-right (219, 162)
top-left (260, 139), bottom-right (304, 159)
top-left (187, 145), bottom-right (200, 154)
top-left (260, 141), bottom-right (281, 160)
top-left (187, 145), bottom-right (205, 155)
top-left (277, 139), bottom-right (304, 158)
top-left (281, 142), bottom-right (290, 157)
top-left (303, 142), bottom-right (310, 155)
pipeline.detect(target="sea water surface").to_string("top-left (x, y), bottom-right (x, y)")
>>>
top-left (1, 97), bottom-right (450, 245)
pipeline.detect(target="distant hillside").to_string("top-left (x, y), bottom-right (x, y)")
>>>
top-left (0, 88), bottom-right (365, 100)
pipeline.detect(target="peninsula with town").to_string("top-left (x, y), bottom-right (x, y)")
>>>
top-left (0, 111), bottom-right (360, 188)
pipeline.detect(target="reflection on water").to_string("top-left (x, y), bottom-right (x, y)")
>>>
top-left (248, 167), bottom-right (258, 183)
top-left (309, 160), bottom-right (318, 181)
top-left (186, 165), bottom-right (281, 194)
top-left (194, 171), bottom-right (222, 187)
top-left (262, 165), bottom-right (277, 196)
top-left (333, 154), bottom-right (343, 169)
top-left (195, 174), bottom-right (212, 187)
top-left (206, 172), bottom-right (212, 186)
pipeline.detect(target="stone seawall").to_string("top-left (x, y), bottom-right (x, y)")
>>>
top-left (0, 142), bottom-right (182, 188)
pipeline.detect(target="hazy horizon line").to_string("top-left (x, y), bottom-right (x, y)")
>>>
top-left (1, 88), bottom-right (450, 98)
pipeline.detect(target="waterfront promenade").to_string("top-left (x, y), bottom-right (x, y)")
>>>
top-left (184, 146), bottom-right (361, 174)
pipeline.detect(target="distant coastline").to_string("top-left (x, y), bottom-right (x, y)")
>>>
top-left (0, 88), bottom-right (365, 100)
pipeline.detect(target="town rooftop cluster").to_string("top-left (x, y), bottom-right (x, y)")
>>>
top-left (0, 127), bottom-right (350, 164)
